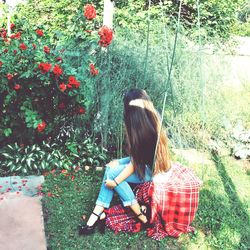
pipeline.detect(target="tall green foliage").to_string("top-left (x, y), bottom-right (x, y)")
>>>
top-left (1, 0), bottom-right (249, 153)
top-left (115, 0), bottom-right (246, 39)
top-left (4, 0), bottom-right (246, 41)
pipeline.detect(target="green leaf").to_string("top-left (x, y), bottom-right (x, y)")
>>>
top-left (71, 153), bottom-right (80, 158)
top-left (88, 158), bottom-right (93, 164)
top-left (26, 158), bottom-right (31, 168)
top-left (41, 161), bottom-right (46, 169)
top-left (7, 145), bottom-right (14, 150)
top-left (3, 128), bottom-right (12, 137)
top-left (1, 153), bottom-right (13, 159)
top-left (16, 165), bottom-right (22, 171)
top-left (7, 161), bottom-right (13, 167)
top-left (10, 164), bottom-right (16, 172)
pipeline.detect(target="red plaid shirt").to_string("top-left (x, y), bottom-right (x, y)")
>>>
top-left (105, 163), bottom-right (202, 240)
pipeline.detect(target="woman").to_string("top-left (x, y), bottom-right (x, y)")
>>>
top-left (79, 88), bottom-right (171, 235)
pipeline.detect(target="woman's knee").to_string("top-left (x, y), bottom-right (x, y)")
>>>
top-left (106, 166), bottom-right (118, 179)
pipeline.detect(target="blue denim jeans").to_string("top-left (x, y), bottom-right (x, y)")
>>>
top-left (96, 157), bottom-right (152, 208)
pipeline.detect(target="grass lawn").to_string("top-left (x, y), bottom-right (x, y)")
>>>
top-left (42, 154), bottom-right (250, 250)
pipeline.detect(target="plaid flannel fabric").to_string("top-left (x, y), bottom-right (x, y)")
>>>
top-left (147, 163), bottom-right (202, 240)
top-left (105, 163), bottom-right (202, 240)
top-left (105, 205), bottom-right (142, 234)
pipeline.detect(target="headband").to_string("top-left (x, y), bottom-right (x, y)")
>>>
top-left (129, 99), bottom-right (145, 109)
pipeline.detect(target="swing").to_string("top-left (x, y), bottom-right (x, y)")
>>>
top-left (104, 0), bottom-right (204, 240)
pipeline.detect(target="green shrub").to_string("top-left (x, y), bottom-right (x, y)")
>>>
top-left (0, 139), bottom-right (108, 176)
top-left (0, 6), bottom-right (112, 147)
top-left (12, 0), bottom-right (103, 43)
top-left (0, 142), bottom-right (67, 175)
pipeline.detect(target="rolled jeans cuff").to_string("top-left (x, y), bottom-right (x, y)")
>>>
top-left (122, 198), bottom-right (138, 207)
top-left (96, 199), bottom-right (110, 208)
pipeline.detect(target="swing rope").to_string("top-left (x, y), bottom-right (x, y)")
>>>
top-left (196, 0), bottom-right (206, 180)
top-left (150, 0), bottom-right (206, 179)
top-left (152, 0), bottom-right (183, 173)
top-left (142, 0), bottom-right (152, 86)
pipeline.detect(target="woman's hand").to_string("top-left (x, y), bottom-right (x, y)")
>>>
top-left (104, 179), bottom-right (117, 189)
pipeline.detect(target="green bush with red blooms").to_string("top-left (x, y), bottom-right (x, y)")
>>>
top-left (0, 3), bottom-right (113, 147)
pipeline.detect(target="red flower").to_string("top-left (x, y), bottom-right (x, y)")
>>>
top-left (4, 49), bottom-right (8, 53)
top-left (7, 73), bottom-right (13, 80)
top-left (44, 46), bottom-right (50, 53)
top-left (89, 63), bottom-right (99, 76)
top-left (36, 29), bottom-right (44, 37)
top-left (14, 84), bottom-right (21, 90)
top-left (75, 166), bottom-right (80, 172)
top-left (0, 29), bottom-right (7, 38)
top-left (32, 44), bottom-right (36, 49)
top-left (53, 64), bottom-right (63, 76)
top-left (61, 169), bottom-right (67, 174)
top-left (13, 50), bottom-right (17, 55)
top-left (78, 107), bottom-right (85, 114)
top-left (38, 62), bottom-right (52, 73)
top-left (71, 175), bottom-right (75, 181)
top-left (37, 121), bottom-right (46, 132)
top-left (58, 102), bottom-right (65, 109)
top-left (0, 61), bottom-right (3, 67)
top-left (98, 26), bottom-right (113, 47)
top-left (56, 57), bottom-right (63, 62)
top-left (10, 23), bottom-right (15, 30)
top-left (84, 4), bottom-right (96, 20)
top-left (47, 192), bottom-right (53, 197)
top-left (68, 76), bottom-right (80, 89)
top-left (0, 185), bottom-right (2, 188)
top-left (16, 32), bottom-right (22, 39)
top-left (19, 43), bottom-right (27, 50)
top-left (10, 31), bottom-right (21, 39)
top-left (59, 83), bottom-right (67, 92)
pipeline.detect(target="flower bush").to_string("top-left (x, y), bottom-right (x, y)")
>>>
top-left (0, 3), bottom-right (113, 146)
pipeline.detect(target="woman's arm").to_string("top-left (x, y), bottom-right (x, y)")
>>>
top-left (104, 162), bottom-right (134, 189)
top-left (115, 162), bottom-right (134, 184)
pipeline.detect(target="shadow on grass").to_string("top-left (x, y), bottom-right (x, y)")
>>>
top-left (197, 152), bottom-right (250, 249)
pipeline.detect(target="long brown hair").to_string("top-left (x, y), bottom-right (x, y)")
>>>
top-left (123, 88), bottom-right (171, 179)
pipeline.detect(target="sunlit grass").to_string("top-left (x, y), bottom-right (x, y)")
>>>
top-left (42, 153), bottom-right (250, 249)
